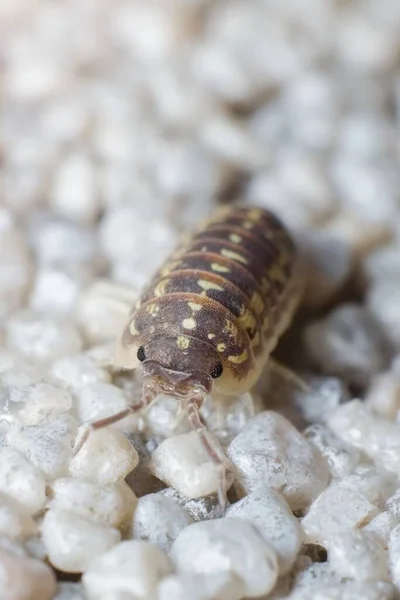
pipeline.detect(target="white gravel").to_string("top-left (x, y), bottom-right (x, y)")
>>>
top-left (1, 0), bottom-right (400, 598)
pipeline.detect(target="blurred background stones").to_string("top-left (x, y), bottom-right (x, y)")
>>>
top-left (1, 0), bottom-right (400, 599)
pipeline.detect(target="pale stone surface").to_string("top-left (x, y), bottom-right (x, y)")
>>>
top-left (151, 431), bottom-right (233, 499)
top-left (227, 412), bottom-right (329, 510)
top-left (7, 414), bottom-right (79, 479)
top-left (70, 428), bottom-right (139, 485)
top-left (159, 488), bottom-right (225, 522)
top-left (51, 152), bottom-right (99, 225)
top-left (170, 518), bottom-right (279, 598)
top-left (0, 447), bottom-right (46, 514)
top-left (133, 492), bottom-right (193, 552)
top-left (328, 400), bottom-right (400, 476)
top-left (73, 382), bottom-right (139, 433)
top-left (326, 530), bottom-right (390, 582)
top-left (301, 482), bottom-right (379, 544)
top-left (157, 572), bottom-right (243, 600)
top-left (42, 508), bottom-right (121, 573)
top-left (226, 487), bottom-right (302, 575)
top-left (54, 583), bottom-right (86, 600)
top-left (304, 304), bottom-right (388, 387)
top-left (76, 280), bottom-right (136, 344)
top-left (289, 581), bottom-right (397, 600)
top-left (336, 464), bottom-right (396, 509)
top-left (368, 281), bottom-right (400, 351)
top-left (0, 493), bottom-right (37, 540)
top-left (6, 310), bottom-right (83, 363)
top-left (13, 383), bottom-right (72, 426)
top-left (83, 540), bottom-right (172, 600)
top-left (363, 511), bottom-right (400, 548)
top-left (389, 525), bottom-right (400, 590)
top-left (304, 423), bottom-right (361, 478)
top-left (365, 368), bottom-right (400, 420)
top-left (50, 354), bottom-right (112, 390)
top-left (0, 548), bottom-right (57, 600)
top-left (50, 478), bottom-right (137, 529)
top-left (30, 267), bottom-right (86, 315)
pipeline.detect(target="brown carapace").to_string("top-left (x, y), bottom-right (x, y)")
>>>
top-left (75, 205), bottom-right (303, 506)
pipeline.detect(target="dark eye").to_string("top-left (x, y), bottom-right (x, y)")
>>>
top-left (137, 346), bottom-right (146, 362)
top-left (211, 363), bottom-right (223, 378)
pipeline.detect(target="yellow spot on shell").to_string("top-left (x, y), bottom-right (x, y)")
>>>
top-left (268, 264), bottom-right (286, 285)
top-left (211, 263), bottom-right (230, 274)
top-left (224, 320), bottom-right (239, 339)
top-left (177, 336), bottom-right (190, 350)
top-left (221, 249), bottom-right (248, 264)
top-left (183, 317), bottom-right (196, 330)
top-left (145, 303), bottom-right (159, 316)
top-left (239, 306), bottom-right (257, 331)
top-left (217, 343), bottom-right (226, 353)
top-left (242, 220), bottom-right (253, 230)
top-left (154, 279), bottom-right (169, 297)
top-left (208, 333), bottom-right (215, 340)
top-left (252, 331), bottom-right (261, 348)
top-left (198, 279), bottom-right (224, 292)
top-left (228, 349), bottom-right (248, 364)
top-left (188, 302), bottom-right (202, 312)
top-left (250, 292), bottom-right (264, 316)
top-left (248, 208), bottom-right (263, 220)
top-left (229, 233), bottom-right (242, 244)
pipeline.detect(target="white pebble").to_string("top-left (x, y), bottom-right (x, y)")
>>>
top-left (70, 428), bottom-right (139, 485)
top-left (0, 447), bottom-right (46, 514)
top-left (76, 280), bottom-right (136, 344)
top-left (304, 304), bottom-right (387, 387)
top-left (73, 382), bottom-right (139, 433)
top-left (53, 582), bottom-right (86, 600)
top-left (42, 508), bottom-right (121, 573)
top-left (144, 394), bottom-right (191, 438)
top-left (159, 488), bottom-right (224, 522)
top-left (0, 492), bottom-right (37, 540)
top-left (51, 153), bottom-right (99, 225)
top-left (50, 478), bottom-right (137, 529)
top-left (337, 464), bottom-right (396, 508)
top-left (301, 482), bottom-right (379, 544)
top-left (6, 310), bottom-right (83, 363)
top-left (368, 281), bottom-right (400, 350)
top-left (170, 518), bottom-right (278, 598)
top-left (14, 383), bottom-right (72, 426)
top-left (50, 354), bottom-right (112, 390)
top-left (366, 368), bottom-right (400, 420)
top-left (30, 216), bottom-right (98, 268)
top-left (327, 530), bottom-right (389, 582)
top-left (389, 525), bottom-right (400, 589)
top-left (157, 572), bottom-right (241, 600)
top-left (151, 431), bottom-right (233, 500)
top-left (7, 414), bottom-right (79, 479)
top-left (83, 540), bottom-right (172, 600)
top-left (0, 547), bottom-right (56, 600)
top-left (30, 267), bottom-right (86, 315)
top-left (226, 487), bottom-right (302, 574)
top-left (328, 400), bottom-right (400, 476)
top-left (304, 424), bottom-right (361, 478)
top-left (133, 493), bottom-right (193, 553)
top-left (0, 217), bottom-right (33, 317)
top-left (227, 412), bottom-right (329, 510)
top-left (290, 581), bottom-right (397, 600)
top-left (364, 511), bottom-right (400, 548)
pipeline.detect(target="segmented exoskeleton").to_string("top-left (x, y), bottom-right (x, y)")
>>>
top-left (75, 205), bottom-right (303, 504)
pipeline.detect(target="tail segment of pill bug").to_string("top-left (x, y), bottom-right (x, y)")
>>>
top-left (74, 205), bottom-right (303, 505)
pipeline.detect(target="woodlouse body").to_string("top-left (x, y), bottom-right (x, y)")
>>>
top-left (116, 205), bottom-right (302, 398)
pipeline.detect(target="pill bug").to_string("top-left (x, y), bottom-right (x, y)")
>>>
top-left (75, 205), bottom-right (303, 503)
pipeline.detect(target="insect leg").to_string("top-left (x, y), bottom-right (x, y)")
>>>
top-left (186, 394), bottom-right (229, 509)
top-left (73, 381), bottom-right (158, 456)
